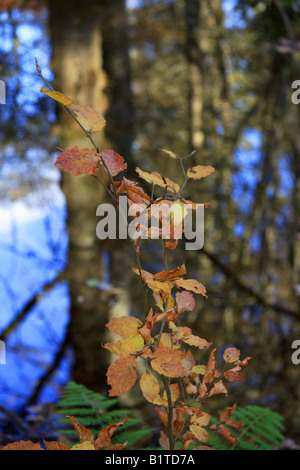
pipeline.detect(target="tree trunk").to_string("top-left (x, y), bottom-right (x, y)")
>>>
top-left (48, 0), bottom-right (111, 390)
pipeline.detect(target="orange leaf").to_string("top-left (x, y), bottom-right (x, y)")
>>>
top-left (106, 355), bottom-right (137, 396)
top-left (105, 316), bottom-right (143, 338)
top-left (187, 165), bottom-right (215, 180)
top-left (1, 440), bottom-right (44, 450)
top-left (94, 420), bottom-right (129, 449)
top-left (150, 347), bottom-right (189, 378)
top-left (68, 416), bottom-right (94, 443)
top-left (202, 348), bottom-right (217, 385)
top-left (99, 149), bottom-right (127, 177)
top-left (55, 146), bottom-right (100, 176)
top-left (153, 264), bottom-right (186, 281)
top-left (68, 103), bottom-right (106, 133)
top-left (43, 441), bottom-right (71, 450)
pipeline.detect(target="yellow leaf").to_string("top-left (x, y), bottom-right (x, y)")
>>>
top-left (160, 148), bottom-right (180, 159)
top-left (103, 334), bottom-right (144, 356)
top-left (191, 365), bottom-right (206, 375)
top-left (139, 371), bottom-right (160, 403)
top-left (136, 167), bottom-right (180, 193)
top-left (71, 441), bottom-right (95, 450)
top-left (40, 87), bottom-right (74, 106)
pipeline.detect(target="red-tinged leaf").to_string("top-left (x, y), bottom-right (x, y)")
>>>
top-left (68, 416), bottom-right (94, 443)
top-left (153, 264), bottom-right (186, 281)
top-left (94, 420), bottom-right (129, 449)
top-left (106, 355), bottom-right (137, 396)
top-left (219, 403), bottom-right (237, 423)
top-left (68, 103), bottom-right (106, 133)
top-left (43, 441), bottom-right (71, 450)
top-left (174, 278), bottom-right (207, 297)
top-left (176, 290), bottom-right (195, 314)
top-left (223, 347), bottom-right (240, 363)
top-left (1, 440), bottom-right (44, 450)
top-left (136, 167), bottom-right (180, 193)
top-left (239, 356), bottom-right (251, 366)
top-left (40, 87), bottom-right (74, 106)
top-left (187, 165), bottom-right (215, 180)
top-left (139, 309), bottom-right (160, 343)
top-left (105, 316), bottom-right (143, 338)
top-left (55, 146), bottom-right (101, 176)
top-left (203, 348), bottom-right (217, 385)
top-left (165, 240), bottom-right (178, 250)
top-left (159, 431), bottom-right (170, 450)
top-left (224, 367), bottom-right (243, 382)
top-left (99, 149), bottom-right (127, 177)
top-left (150, 347), bottom-right (189, 378)
top-left (218, 424), bottom-right (239, 445)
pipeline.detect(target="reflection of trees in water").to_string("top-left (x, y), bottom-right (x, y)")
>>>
top-left (0, 0), bottom-right (300, 443)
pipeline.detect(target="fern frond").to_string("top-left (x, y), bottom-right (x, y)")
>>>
top-left (54, 381), bottom-right (151, 449)
top-left (208, 405), bottom-right (285, 450)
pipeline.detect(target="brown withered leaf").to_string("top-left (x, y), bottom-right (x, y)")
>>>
top-left (187, 165), bottom-right (215, 180)
top-left (106, 355), bottom-right (137, 396)
top-left (99, 149), bottom-right (127, 177)
top-left (55, 146), bottom-right (100, 176)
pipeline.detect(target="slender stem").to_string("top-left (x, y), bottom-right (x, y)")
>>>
top-left (162, 376), bottom-right (175, 450)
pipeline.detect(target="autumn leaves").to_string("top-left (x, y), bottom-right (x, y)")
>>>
top-left (37, 71), bottom-right (251, 450)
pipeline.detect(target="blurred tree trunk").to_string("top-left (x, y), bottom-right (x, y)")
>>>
top-left (48, 0), bottom-right (134, 391)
